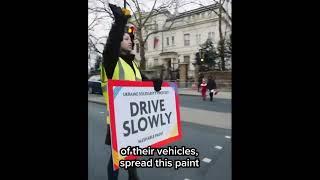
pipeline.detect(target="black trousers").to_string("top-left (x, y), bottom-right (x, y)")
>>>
top-left (107, 153), bottom-right (139, 180)
top-left (106, 124), bottom-right (139, 180)
top-left (209, 92), bottom-right (214, 101)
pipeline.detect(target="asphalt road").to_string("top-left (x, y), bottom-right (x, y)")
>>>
top-left (89, 101), bottom-right (231, 180)
top-left (178, 95), bottom-right (231, 113)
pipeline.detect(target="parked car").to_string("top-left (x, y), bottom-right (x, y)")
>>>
top-left (88, 75), bottom-right (102, 95)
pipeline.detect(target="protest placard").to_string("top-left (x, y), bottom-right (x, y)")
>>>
top-left (107, 80), bottom-right (182, 170)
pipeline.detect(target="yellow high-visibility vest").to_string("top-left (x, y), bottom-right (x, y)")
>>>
top-left (100, 57), bottom-right (142, 124)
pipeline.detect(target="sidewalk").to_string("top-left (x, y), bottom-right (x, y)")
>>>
top-left (178, 88), bottom-right (231, 99)
top-left (88, 88), bottom-right (231, 105)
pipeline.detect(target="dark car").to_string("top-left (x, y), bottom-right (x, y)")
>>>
top-left (88, 75), bottom-right (102, 95)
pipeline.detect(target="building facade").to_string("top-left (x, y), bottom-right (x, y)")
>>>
top-left (133, 3), bottom-right (231, 81)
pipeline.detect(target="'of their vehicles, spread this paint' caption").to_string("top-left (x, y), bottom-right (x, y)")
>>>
top-left (119, 146), bottom-right (200, 170)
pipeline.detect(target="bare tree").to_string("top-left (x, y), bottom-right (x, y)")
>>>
top-left (215, 0), bottom-right (231, 71)
top-left (88, 0), bottom-right (112, 62)
top-left (126, 0), bottom-right (180, 70)
top-left (88, 0), bottom-right (183, 70)
top-left (187, 0), bottom-right (231, 71)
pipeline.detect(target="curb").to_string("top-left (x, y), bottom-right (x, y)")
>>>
top-left (88, 99), bottom-right (106, 105)
top-left (178, 93), bottom-right (200, 97)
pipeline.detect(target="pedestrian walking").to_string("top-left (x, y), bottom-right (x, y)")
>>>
top-left (200, 79), bottom-right (207, 100)
top-left (207, 76), bottom-right (219, 101)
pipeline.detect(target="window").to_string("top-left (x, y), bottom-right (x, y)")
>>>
top-left (184, 56), bottom-right (190, 64)
top-left (153, 58), bottom-right (159, 66)
top-left (136, 43), bottom-right (140, 53)
top-left (166, 37), bottom-right (169, 46)
top-left (144, 42), bottom-right (148, 51)
top-left (196, 34), bottom-right (201, 44)
top-left (184, 33), bottom-right (190, 46)
top-left (154, 21), bottom-right (158, 30)
top-left (201, 12), bottom-right (205, 18)
top-left (154, 37), bottom-right (159, 49)
top-left (208, 32), bottom-right (214, 41)
top-left (172, 36), bottom-right (175, 45)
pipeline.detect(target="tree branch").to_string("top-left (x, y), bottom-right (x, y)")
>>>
top-left (88, 34), bottom-right (107, 55)
top-left (88, 37), bottom-right (103, 55)
top-left (143, 18), bottom-right (176, 45)
top-left (131, 0), bottom-right (143, 25)
top-left (127, 1), bottom-right (141, 27)
top-left (214, 0), bottom-right (231, 20)
top-left (89, 0), bottom-right (113, 19)
top-left (222, 6), bottom-right (232, 21)
top-left (88, 14), bottom-right (98, 30)
top-left (187, 0), bottom-right (231, 22)
top-left (141, 0), bottom-right (158, 27)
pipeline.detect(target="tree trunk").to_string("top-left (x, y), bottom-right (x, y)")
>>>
top-left (139, 42), bottom-right (146, 70)
top-left (220, 40), bottom-right (226, 71)
top-left (137, 29), bottom-right (146, 70)
top-left (218, 1), bottom-right (226, 71)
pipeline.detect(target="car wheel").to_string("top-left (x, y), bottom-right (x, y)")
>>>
top-left (88, 87), bottom-right (93, 94)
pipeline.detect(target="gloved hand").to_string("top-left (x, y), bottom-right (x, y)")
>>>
top-left (152, 79), bottom-right (163, 92)
top-left (109, 3), bottom-right (131, 22)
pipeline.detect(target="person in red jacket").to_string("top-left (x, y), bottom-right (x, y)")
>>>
top-left (200, 79), bottom-right (207, 101)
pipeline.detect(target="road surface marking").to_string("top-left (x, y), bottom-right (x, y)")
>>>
top-left (214, 146), bottom-right (223, 150)
top-left (202, 157), bottom-right (212, 163)
top-left (225, 136), bottom-right (231, 139)
top-left (184, 179), bottom-right (191, 180)
top-left (99, 112), bottom-right (104, 114)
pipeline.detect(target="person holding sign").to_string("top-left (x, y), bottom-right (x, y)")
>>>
top-left (100, 3), bottom-right (162, 180)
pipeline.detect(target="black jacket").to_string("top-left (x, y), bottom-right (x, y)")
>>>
top-left (102, 16), bottom-right (148, 80)
top-left (102, 18), bottom-right (149, 145)
top-left (207, 79), bottom-right (217, 90)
